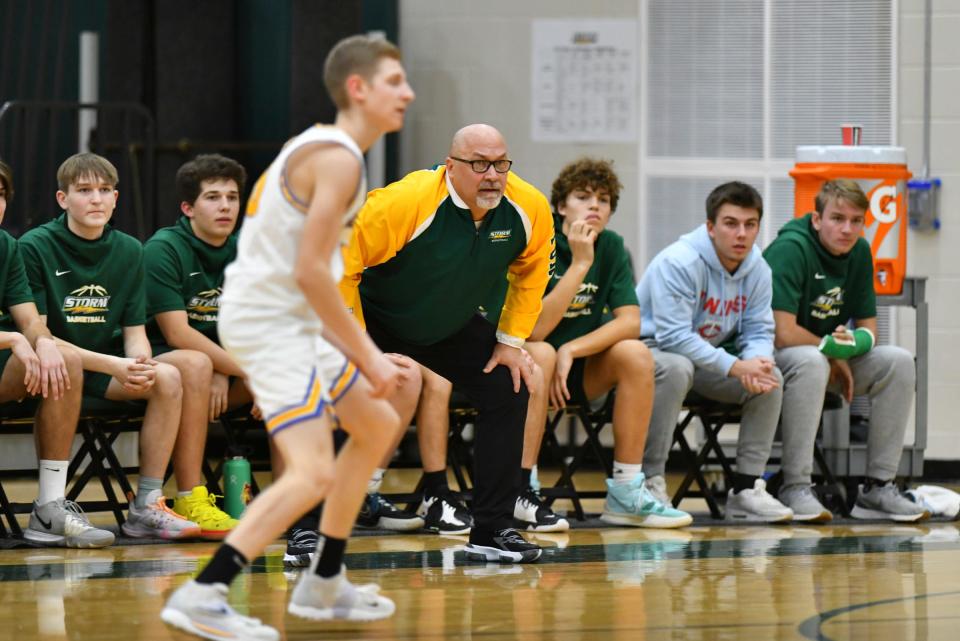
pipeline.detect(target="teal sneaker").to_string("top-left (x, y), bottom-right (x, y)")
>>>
top-left (600, 474), bottom-right (693, 528)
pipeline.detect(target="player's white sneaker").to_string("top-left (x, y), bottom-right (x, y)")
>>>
top-left (161, 579), bottom-right (278, 641)
top-left (288, 563), bottom-right (395, 622)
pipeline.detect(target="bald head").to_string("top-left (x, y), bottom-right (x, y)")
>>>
top-left (449, 124), bottom-right (507, 157)
top-left (445, 124), bottom-right (510, 219)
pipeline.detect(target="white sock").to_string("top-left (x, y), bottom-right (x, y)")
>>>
top-left (612, 461), bottom-right (643, 486)
top-left (37, 459), bottom-right (69, 505)
top-left (178, 490), bottom-right (192, 498)
top-left (367, 468), bottom-right (386, 494)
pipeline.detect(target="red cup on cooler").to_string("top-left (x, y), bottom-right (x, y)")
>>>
top-left (841, 123), bottom-right (862, 146)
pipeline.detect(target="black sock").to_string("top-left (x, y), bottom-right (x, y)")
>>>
top-left (196, 543), bottom-right (248, 586)
top-left (468, 528), bottom-right (494, 546)
top-left (863, 477), bottom-right (890, 491)
top-left (521, 468), bottom-right (532, 490)
top-left (422, 470), bottom-right (448, 494)
top-left (314, 535), bottom-right (346, 578)
top-left (732, 473), bottom-right (758, 494)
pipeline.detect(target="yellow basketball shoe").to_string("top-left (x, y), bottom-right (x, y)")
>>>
top-left (173, 486), bottom-right (239, 540)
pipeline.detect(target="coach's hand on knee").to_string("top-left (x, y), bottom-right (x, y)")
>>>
top-left (483, 343), bottom-right (535, 394)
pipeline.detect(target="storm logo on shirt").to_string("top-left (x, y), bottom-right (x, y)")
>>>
top-left (810, 287), bottom-right (844, 320)
top-left (564, 282), bottom-right (598, 318)
top-left (63, 285), bottom-right (110, 323)
top-left (489, 229), bottom-right (512, 242)
top-left (188, 288), bottom-right (221, 322)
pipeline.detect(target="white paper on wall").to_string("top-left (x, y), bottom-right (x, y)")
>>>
top-left (531, 18), bottom-right (638, 143)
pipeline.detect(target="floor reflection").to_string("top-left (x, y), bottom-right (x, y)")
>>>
top-left (2, 524), bottom-right (959, 640)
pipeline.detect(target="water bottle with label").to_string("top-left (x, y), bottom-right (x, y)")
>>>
top-left (224, 455), bottom-right (252, 518)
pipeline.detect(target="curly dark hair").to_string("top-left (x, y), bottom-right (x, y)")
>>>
top-left (0, 158), bottom-right (12, 202)
top-left (550, 157), bottom-right (622, 214)
top-left (176, 154), bottom-right (247, 205)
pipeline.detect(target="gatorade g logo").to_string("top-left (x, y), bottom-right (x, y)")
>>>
top-left (63, 285), bottom-right (110, 323)
top-left (870, 185), bottom-right (898, 224)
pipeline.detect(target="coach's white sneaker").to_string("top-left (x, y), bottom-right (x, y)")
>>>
top-left (161, 579), bottom-right (278, 641)
top-left (288, 564), bottom-right (395, 622)
top-left (725, 479), bottom-right (793, 523)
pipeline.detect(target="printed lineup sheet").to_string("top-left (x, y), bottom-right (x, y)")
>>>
top-left (531, 19), bottom-right (638, 143)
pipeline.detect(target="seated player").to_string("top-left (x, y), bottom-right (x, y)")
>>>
top-left (19, 152), bottom-right (200, 539)
top-left (144, 153), bottom-right (260, 538)
top-left (764, 179), bottom-right (926, 522)
top-left (637, 181), bottom-right (792, 523)
top-left (0, 158), bottom-right (112, 548)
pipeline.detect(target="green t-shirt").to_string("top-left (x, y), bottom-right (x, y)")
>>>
top-left (0, 229), bottom-right (35, 332)
top-left (19, 214), bottom-right (146, 355)
top-left (481, 215), bottom-right (638, 349)
top-left (763, 213), bottom-right (876, 338)
top-left (144, 216), bottom-right (236, 348)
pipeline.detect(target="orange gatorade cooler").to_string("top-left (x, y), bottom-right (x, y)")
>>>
top-left (789, 145), bottom-right (912, 295)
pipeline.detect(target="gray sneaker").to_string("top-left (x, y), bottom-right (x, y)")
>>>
top-left (851, 482), bottom-right (930, 522)
top-left (24, 498), bottom-right (115, 548)
top-left (778, 484), bottom-right (832, 523)
top-left (645, 474), bottom-right (672, 506)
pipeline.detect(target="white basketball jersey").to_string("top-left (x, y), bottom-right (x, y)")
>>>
top-left (222, 125), bottom-right (366, 328)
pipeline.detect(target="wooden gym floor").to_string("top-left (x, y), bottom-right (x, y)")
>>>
top-left (1, 470), bottom-right (958, 641)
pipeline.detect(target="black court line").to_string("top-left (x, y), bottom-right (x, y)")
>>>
top-left (797, 590), bottom-right (960, 641)
top-left (0, 531), bottom-right (956, 583)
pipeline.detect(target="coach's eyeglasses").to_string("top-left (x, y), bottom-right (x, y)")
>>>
top-left (449, 157), bottom-right (513, 174)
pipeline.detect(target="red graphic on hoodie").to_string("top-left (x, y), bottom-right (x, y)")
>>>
top-left (700, 292), bottom-right (747, 316)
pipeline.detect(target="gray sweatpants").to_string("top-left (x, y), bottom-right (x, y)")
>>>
top-left (775, 344), bottom-right (915, 485)
top-left (642, 346), bottom-right (783, 478)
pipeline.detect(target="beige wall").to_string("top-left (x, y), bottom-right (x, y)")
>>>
top-left (399, 0), bottom-right (641, 248)
top-left (900, 0), bottom-right (959, 458)
top-left (400, 0), bottom-right (959, 458)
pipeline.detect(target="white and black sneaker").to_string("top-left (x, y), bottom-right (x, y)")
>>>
top-left (417, 488), bottom-right (473, 535)
top-left (465, 528), bottom-right (542, 563)
top-left (356, 493), bottom-right (425, 531)
top-left (283, 528), bottom-right (319, 568)
top-left (514, 488), bottom-right (569, 532)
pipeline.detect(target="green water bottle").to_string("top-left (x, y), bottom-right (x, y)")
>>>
top-left (224, 455), bottom-right (252, 518)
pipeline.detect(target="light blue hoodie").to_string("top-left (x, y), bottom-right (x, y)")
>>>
top-left (636, 224), bottom-right (774, 375)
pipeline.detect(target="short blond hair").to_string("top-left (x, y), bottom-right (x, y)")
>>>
top-left (815, 179), bottom-right (868, 215)
top-left (323, 34), bottom-right (401, 110)
top-left (57, 153), bottom-right (119, 191)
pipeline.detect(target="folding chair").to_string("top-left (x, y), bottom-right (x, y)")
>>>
top-left (65, 397), bottom-right (145, 526)
top-left (0, 400), bottom-right (37, 537)
top-left (671, 391), bottom-right (848, 519)
top-left (671, 394), bottom-right (740, 519)
top-left (384, 393), bottom-right (477, 511)
top-left (539, 391), bottom-right (616, 521)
